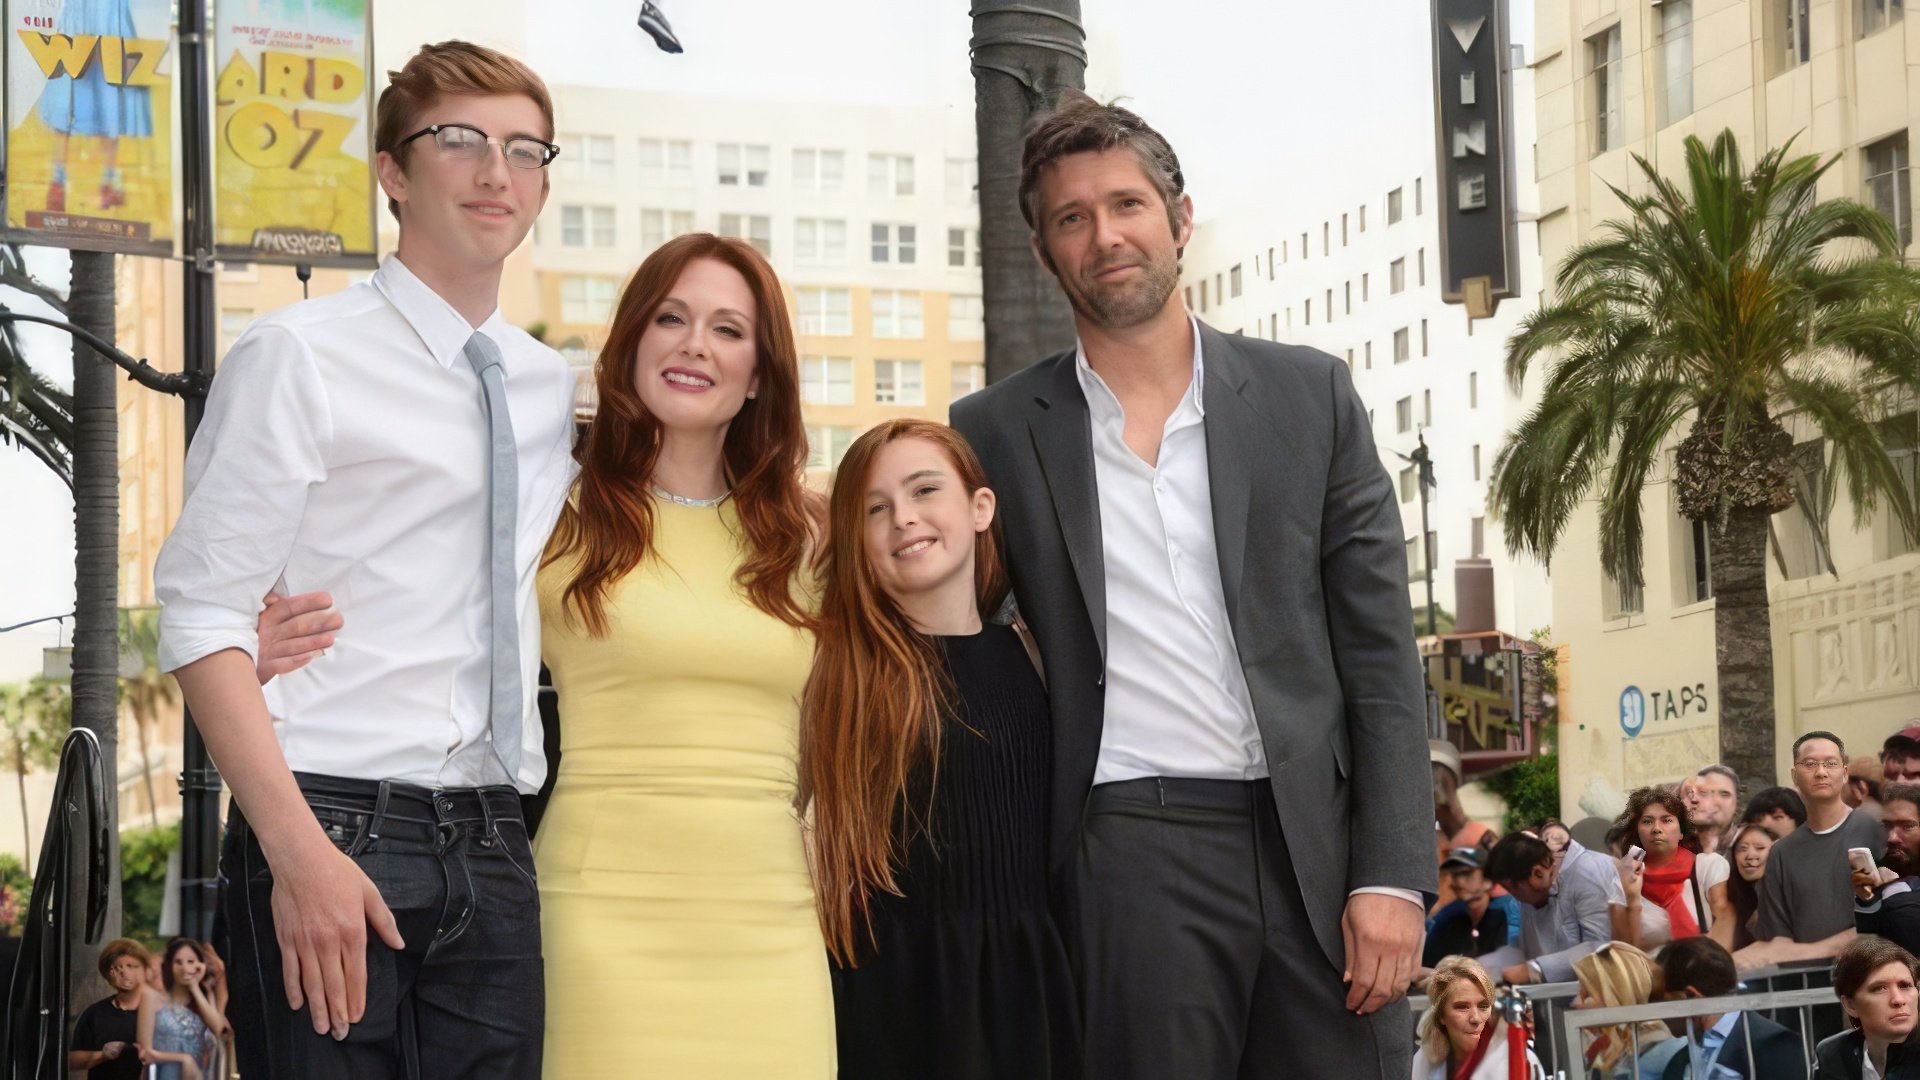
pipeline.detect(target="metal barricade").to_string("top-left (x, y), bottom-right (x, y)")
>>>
top-left (1553, 986), bottom-right (1835, 1079)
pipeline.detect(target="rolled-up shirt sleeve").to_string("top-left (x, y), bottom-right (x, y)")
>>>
top-left (155, 323), bottom-right (331, 672)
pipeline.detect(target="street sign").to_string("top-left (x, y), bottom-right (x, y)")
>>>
top-left (1431, 0), bottom-right (1519, 316)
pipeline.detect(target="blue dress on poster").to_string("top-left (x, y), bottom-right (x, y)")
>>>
top-left (35, 0), bottom-right (155, 139)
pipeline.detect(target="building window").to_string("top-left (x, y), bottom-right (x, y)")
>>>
top-left (1472, 444), bottom-right (1482, 482)
top-left (945, 158), bottom-right (977, 203)
top-left (1406, 537), bottom-right (1421, 576)
top-left (1393, 327), bottom-right (1411, 363)
top-left (560, 205), bottom-right (615, 248)
top-left (795, 218), bottom-right (848, 264)
top-left (1469, 371), bottom-right (1479, 408)
top-left (948, 294), bottom-right (984, 340)
top-left (218, 307), bottom-right (253, 353)
top-left (561, 275), bottom-right (619, 325)
top-left (1322, 223), bottom-right (1331, 256)
top-left (1769, 0), bottom-right (1812, 74)
top-left (871, 290), bottom-right (924, 338)
top-left (874, 359), bottom-right (925, 406)
top-left (1418, 248), bottom-right (1427, 286)
top-left (1267, 247), bottom-right (1276, 275)
top-left (1200, 280), bottom-right (1210, 312)
top-left (558, 134), bottom-right (615, 183)
top-left (1687, 517), bottom-right (1715, 603)
top-left (1471, 517), bottom-right (1485, 557)
top-left (1860, 0), bottom-right (1905, 38)
top-left (1341, 213), bottom-right (1349, 246)
top-left (794, 148), bottom-right (846, 191)
top-left (799, 356), bottom-right (854, 405)
top-left (1361, 273), bottom-right (1370, 301)
top-left (1324, 288), bottom-right (1333, 322)
top-left (807, 425), bottom-right (857, 471)
top-left (1301, 232), bottom-right (1309, 259)
top-left (718, 213), bottom-right (772, 258)
top-left (1396, 397), bottom-right (1413, 433)
top-left (1589, 25), bottom-right (1624, 156)
top-left (1882, 413), bottom-right (1919, 557)
top-left (951, 361), bottom-right (985, 400)
top-left (1387, 187), bottom-right (1404, 224)
top-left (1420, 319), bottom-right (1429, 357)
top-left (1415, 178), bottom-right (1424, 215)
top-left (641, 208), bottom-right (694, 251)
top-left (1605, 574), bottom-right (1645, 619)
top-left (1359, 205), bottom-right (1368, 232)
top-left (637, 138), bottom-right (692, 186)
top-left (869, 154), bottom-right (915, 198)
top-left (948, 227), bottom-right (981, 268)
top-left (871, 223), bottom-right (918, 264)
top-left (1230, 264), bottom-right (1243, 298)
top-left (1184, 286), bottom-right (1193, 309)
top-left (1390, 258), bottom-right (1406, 294)
top-left (1364, 341), bottom-right (1373, 369)
top-left (1399, 466), bottom-right (1418, 504)
top-left (1658, 2), bottom-right (1695, 127)
top-left (1304, 298), bottom-right (1311, 325)
top-left (716, 143), bottom-right (770, 187)
top-left (1866, 132), bottom-right (1913, 248)
top-left (1344, 281), bottom-right (1352, 314)
top-left (796, 287), bottom-right (853, 336)
top-left (1423, 390), bottom-right (1432, 426)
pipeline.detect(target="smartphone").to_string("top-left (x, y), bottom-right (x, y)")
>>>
top-left (1849, 847), bottom-right (1877, 875)
top-left (1627, 845), bottom-right (1647, 863)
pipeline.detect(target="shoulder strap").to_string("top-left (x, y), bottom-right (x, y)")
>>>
top-left (1691, 856), bottom-right (1709, 930)
top-left (1010, 613), bottom-right (1047, 690)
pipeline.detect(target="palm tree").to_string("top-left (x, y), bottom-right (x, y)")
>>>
top-left (118, 607), bottom-right (170, 830)
top-left (0, 243), bottom-right (74, 486)
top-left (1492, 131), bottom-right (1920, 793)
top-left (0, 678), bottom-right (69, 863)
top-left (970, 0), bottom-right (1084, 381)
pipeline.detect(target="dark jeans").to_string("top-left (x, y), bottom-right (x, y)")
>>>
top-left (221, 773), bottom-right (544, 1079)
top-left (1073, 777), bottom-right (1408, 1080)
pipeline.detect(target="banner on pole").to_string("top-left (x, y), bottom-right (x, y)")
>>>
top-left (212, 0), bottom-right (376, 267)
top-left (4, 0), bottom-right (177, 255)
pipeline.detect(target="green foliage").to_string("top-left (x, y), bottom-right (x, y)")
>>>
top-left (0, 852), bottom-right (32, 932)
top-left (1412, 604), bottom-right (1456, 637)
top-left (1484, 726), bottom-right (1562, 835)
top-left (1492, 130), bottom-right (1920, 590)
top-left (523, 320), bottom-right (549, 344)
top-left (120, 822), bottom-right (179, 942)
top-left (1, 679), bottom-right (67, 775)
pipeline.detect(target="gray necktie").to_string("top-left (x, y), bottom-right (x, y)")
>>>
top-left (463, 331), bottom-right (522, 782)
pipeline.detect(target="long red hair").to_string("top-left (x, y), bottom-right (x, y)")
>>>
top-left (798, 420), bottom-right (1010, 966)
top-left (545, 233), bottom-right (816, 632)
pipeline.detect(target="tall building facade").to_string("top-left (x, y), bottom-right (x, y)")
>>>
top-left (1181, 40), bottom-right (1552, 647)
top-left (1533, 0), bottom-right (1919, 815)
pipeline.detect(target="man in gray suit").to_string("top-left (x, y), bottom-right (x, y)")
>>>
top-left (951, 91), bottom-right (1435, 1078)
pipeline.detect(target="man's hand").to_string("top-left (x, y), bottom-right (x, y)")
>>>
top-left (254, 591), bottom-right (341, 684)
top-left (1502, 960), bottom-right (1536, 985)
top-left (1341, 892), bottom-right (1423, 1014)
top-left (99, 1041), bottom-right (125, 1060)
top-left (1854, 867), bottom-right (1880, 901)
top-left (1733, 938), bottom-right (1784, 972)
top-left (269, 838), bottom-right (404, 1039)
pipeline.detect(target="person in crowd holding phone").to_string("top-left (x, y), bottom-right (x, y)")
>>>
top-left (1854, 782), bottom-right (1920, 959)
top-left (1738, 732), bottom-right (1882, 971)
top-left (1411, 955), bottom-right (1543, 1080)
top-left (1815, 935), bottom-right (1920, 1080)
top-left (1609, 786), bottom-right (1733, 951)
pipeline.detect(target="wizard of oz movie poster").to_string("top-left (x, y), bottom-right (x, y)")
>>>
top-left (5, 0), bottom-right (177, 254)
top-left (214, 0), bottom-right (376, 266)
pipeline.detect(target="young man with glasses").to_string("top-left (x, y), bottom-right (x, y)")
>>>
top-left (156, 41), bottom-right (573, 1078)
top-left (1735, 731), bottom-right (1883, 972)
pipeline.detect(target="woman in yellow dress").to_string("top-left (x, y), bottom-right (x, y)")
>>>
top-left (535, 233), bottom-right (831, 1076)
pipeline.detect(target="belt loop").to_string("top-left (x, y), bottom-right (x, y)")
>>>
top-left (368, 779), bottom-right (393, 841)
top-left (1156, 777), bottom-right (1166, 809)
top-left (480, 791), bottom-right (499, 845)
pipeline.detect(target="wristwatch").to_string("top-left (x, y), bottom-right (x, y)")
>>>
top-left (1527, 960), bottom-right (1544, 982)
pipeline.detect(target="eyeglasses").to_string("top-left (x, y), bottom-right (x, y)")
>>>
top-left (1796, 759), bottom-right (1846, 774)
top-left (399, 123), bottom-right (560, 170)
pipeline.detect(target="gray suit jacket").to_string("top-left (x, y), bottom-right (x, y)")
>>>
top-left (951, 321), bottom-right (1438, 966)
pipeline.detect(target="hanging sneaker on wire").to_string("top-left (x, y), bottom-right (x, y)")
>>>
top-left (638, 2), bottom-right (683, 53)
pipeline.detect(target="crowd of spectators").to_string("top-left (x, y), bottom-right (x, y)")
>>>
top-left (69, 936), bottom-right (232, 1080)
top-left (1419, 719), bottom-right (1920, 1078)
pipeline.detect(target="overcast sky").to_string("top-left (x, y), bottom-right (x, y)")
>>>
top-left (1, 0), bottom-right (1459, 678)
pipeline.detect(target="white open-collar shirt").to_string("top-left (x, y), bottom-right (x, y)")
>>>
top-left (1074, 317), bottom-right (1419, 909)
top-left (155, 255), bottom-right (577, 793)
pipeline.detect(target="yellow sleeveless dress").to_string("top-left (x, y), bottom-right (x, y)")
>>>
top-left (535, 500), bottom-right (833, 1077)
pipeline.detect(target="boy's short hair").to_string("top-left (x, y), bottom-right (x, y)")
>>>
top-left (374, 41), bottom-right (555, 218)
top-left (97, 937), bottom-right (152, 980)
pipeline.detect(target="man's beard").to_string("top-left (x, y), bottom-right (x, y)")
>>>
top-left (1889, 846), bottom-right (1915, 875)
top-left (1060, 249), bottom-right (1180, 330)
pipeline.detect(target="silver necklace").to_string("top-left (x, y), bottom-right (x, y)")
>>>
top-left (651, 485), bottom-right (728, 508)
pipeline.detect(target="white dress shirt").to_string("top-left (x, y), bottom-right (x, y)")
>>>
top-left (1076, 319), bottom-right (1266, 786)
top-left (156, 255), bottom-right (577, 793)
top-left (1076, 319), bottom-right (1420, 909)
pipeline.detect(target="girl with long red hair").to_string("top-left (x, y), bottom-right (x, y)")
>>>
top-left (800, 419), bottom-right (1079, 1078)
top-left (535, 233), bottom-right (832, 1076)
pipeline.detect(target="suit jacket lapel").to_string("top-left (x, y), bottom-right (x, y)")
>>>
top-left (1025, 354), bottom-right (1107, 659)
top-left (1201, 324), bottom-right (1255, 631)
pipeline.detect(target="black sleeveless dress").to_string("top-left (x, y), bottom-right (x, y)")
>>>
top-left (828, 622), bottom-right (1081, 1079)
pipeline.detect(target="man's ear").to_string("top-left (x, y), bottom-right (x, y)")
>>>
top-left (375, 150), bottom-right (409, 215)
top-left (1029, 230), bottom-right (1057, 277)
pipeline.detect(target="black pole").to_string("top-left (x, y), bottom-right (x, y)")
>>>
top-left (176, 0), bottom-right (222, 944)
top-left (1415, 433), bottom-right (1436, 636)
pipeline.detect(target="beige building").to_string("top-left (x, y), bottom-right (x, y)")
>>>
top-left (1532, 0), bottom-right (1919, 819)
top-left (105, 58), bottom-right (979, 825)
